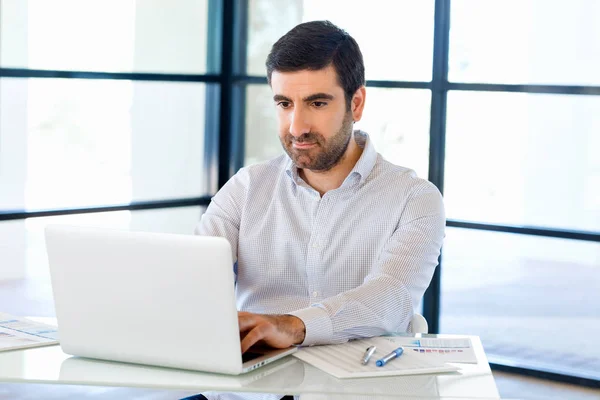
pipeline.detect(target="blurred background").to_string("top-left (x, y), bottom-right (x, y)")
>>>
top-left (0, 0), bottom-right (599, 395)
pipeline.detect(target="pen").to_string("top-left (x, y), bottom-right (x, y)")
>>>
top-left (361, 346), bottom-right (376, 365)
top-left (375, 346), bottom-right (404, 367)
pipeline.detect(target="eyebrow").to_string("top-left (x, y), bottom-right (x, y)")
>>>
top-left (273, 93), bottom-right (335, 103)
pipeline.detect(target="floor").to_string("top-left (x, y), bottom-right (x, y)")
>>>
top-left (1, 278), bottom-right (599, 400)
top-left (493, 371), bottom-right (600, 400)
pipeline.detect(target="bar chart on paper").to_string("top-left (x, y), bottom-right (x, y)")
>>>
top-left (388, 337), bottom-right (478, 363)
top-left (0, 312), bottom-right (59, 352)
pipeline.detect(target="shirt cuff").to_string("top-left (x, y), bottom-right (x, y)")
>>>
top-left (288, 306), bottom-right (333, 346)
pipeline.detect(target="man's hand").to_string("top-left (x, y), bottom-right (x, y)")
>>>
top-left (238, 311), bottom-right (306, 353)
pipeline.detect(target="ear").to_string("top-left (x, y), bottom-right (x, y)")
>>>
top-left (350, 86), bottom-right (366, 122)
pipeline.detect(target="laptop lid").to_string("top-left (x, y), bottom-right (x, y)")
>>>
top-left (45, 225), bottom-right (296, 375)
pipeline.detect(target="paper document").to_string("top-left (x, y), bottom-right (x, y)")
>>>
top-left (0, 312), bottom-right (59, 352)
top-left (293, 336), bottom-right (460, 379)
top-left (389, 337), bottom-right (478, 363)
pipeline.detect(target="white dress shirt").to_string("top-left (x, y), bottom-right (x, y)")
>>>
top-left (195, 131), bottom-right (445, 346)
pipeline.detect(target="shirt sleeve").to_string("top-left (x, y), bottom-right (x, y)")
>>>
top-left (194, 169), bottom-right (248, 279)
top-left (289, 181), bottom-right (445, 346)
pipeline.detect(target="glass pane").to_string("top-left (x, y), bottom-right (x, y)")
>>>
top-left (441, 227), bottom-right (600, 379)
top-left (0, 207), bottom-right (205, 315)
top-left (445, 91), bottom-right (600, 232)
top-left (244, 84), bottom-right (284, 165)
top-left (247, 0), bottom-right (435, 81)
top-left (245, 85), bottom-right (431, 179)
top-left (449, 0), bottom-right (600, 85)
top-left (356, 88), bottom-right (430, 179)
top-left (0, 0), bottom-right (209, 73)
top-left (0, 78), bottom-right (209, 210)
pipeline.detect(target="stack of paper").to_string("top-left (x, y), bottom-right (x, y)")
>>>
top-left (0, 312), bottom-right (59, 352)
top-left (294, 336), bottom-right (461, 379)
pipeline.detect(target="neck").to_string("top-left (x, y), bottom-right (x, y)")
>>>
top-left (299, 134), bottom-right (364, 197)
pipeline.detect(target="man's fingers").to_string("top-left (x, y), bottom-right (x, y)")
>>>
top-left (237, 312), bottom-right (301, 352)
top-left (237, 311), bottom-right (258, 333)
top-left (240, 326), bottom-right (264, 354)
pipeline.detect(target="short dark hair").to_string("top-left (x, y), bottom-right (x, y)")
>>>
top-left (266, 20), bottom-right (365, 109)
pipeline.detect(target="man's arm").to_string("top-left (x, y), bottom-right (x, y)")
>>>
top-left (194, 170), bottom-right (248, 275)
top-left (292, 182), bottom-right (445, 345)
top-left (195, 168), bottom-right (307, 353)
top-left (239, 182), bottom-right (444, 348)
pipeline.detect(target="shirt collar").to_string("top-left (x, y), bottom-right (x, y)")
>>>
top-left (348, 130), bottom-right (377, 185)
top-left (284, 130), bottom-right (377, 186)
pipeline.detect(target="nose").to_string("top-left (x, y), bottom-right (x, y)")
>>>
top-left (289, 107), bottom-right (310, 138)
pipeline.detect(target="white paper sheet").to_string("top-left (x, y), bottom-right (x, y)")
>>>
top-left (0, 312), bottom-right (59, 352)
top-left (293, 336), bottom-right (460, 379)
top-left (386, 336), bottom-right (478, 363)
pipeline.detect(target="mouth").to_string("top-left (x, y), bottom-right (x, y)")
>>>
top-left (292, 142), bottom-right (317, 149)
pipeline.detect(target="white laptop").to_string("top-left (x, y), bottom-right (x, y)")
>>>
top-left (45, 225), bottom-right (297, 375)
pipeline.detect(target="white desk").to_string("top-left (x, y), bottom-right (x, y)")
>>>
top-left (0, 326), bottom-right (499, 400)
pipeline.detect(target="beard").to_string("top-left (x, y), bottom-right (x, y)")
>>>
top-left (280, 112), bottom-right (354, 172)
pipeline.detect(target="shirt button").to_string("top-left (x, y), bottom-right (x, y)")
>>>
top-left (312, 291), bottom-right (319, 298)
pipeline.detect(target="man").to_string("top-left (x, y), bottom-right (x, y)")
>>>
top-left (195, 20), bottom-right (444, 355)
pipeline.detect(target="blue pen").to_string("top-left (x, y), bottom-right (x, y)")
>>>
top-left (375, 346), bottom-right (404, 367)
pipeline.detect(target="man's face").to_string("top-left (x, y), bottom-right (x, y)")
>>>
top-left (270, 65), bottom-right (354, 171)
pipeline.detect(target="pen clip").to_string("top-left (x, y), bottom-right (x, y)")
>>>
top-left (362, 345), bottom-right (376, 365)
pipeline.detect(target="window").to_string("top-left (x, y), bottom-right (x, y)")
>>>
top-left (2, 0), bottom-right (598, 386)
top-left (443, 0), bottom-right (600, 382)
top-left (0, 0), bottom-right (211, 284)
top-left (449, 0), bottom-right (600, 85)
top-left (445, 91), bottom-right (600, 232)
top-left (1, 0), bottom-right (210, 74)
top-left (247, 0), bottom-right (435, 81)
top-left (442, 227), bottom-right (600, 379)
top-left (0, 78), bottom-right (210, 210)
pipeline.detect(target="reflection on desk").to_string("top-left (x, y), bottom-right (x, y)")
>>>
top-left (59, 355), bottom-right (305, 390)
top-left (60, 355), bottom-right (441, 398)
top-left (0, 334), bottom-right (500, 399)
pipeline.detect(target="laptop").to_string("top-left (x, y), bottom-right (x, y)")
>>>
top-left (44, 225), bottom-right (297, 375)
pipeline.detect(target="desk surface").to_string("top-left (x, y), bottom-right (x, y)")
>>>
top-left (0, 327), bottom-right (499, 400)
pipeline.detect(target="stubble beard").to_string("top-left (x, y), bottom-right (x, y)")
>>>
top-left (281, 112), bottom-right (354, 172)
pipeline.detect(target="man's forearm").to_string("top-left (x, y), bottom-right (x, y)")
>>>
top-left (279, 314), bottom-right (306, 345)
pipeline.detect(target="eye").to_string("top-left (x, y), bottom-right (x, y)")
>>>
top-left (277, 101), bottom-right (291, 109)
top-left (312, 101), bottom-right (327, 108)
